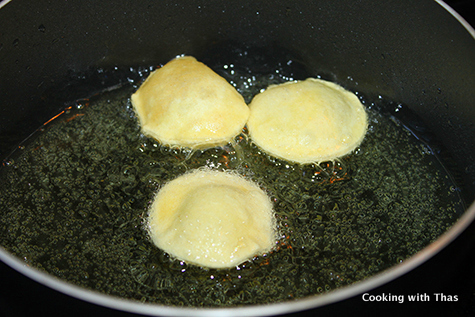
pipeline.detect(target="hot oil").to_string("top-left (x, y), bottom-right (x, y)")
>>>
top-left (0, 63), bottom-right (464, 306)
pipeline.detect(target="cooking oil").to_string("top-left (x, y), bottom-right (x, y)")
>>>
top-left (0, 62), bottom-right (464, 307)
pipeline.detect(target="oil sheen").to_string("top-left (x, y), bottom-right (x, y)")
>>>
top-left (0, 62), bottom-right (464, 307)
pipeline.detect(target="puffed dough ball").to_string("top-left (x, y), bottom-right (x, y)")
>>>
top-left (147, 169), bottom-right (275, 269)
top-left (131, 56), bottom-right (249, 149)
top-left (247, 78), bottom-right (367, 164)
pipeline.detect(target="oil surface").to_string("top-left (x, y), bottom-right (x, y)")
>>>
top-left (0, 64), bottom-right (464, 307)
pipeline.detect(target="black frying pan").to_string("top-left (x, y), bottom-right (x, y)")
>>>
top-left (0, 0), bottom-right (474, 316)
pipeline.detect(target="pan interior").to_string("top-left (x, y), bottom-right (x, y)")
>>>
top-left (0, 52), bottom-right (465, 307)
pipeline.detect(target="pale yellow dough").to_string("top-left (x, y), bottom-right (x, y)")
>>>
top-left (147, 169), bottom-right (275, 269)
top-left (131, 56), bottom-right (249, 149)
top-left (247, 78), bottom-right (367, 164)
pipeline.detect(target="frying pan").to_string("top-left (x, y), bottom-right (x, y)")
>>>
top-left (0, 0), bottom-right (474, 316)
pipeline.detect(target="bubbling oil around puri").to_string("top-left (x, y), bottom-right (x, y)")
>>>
top-left (0, 60), bottom-right (464, 307)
